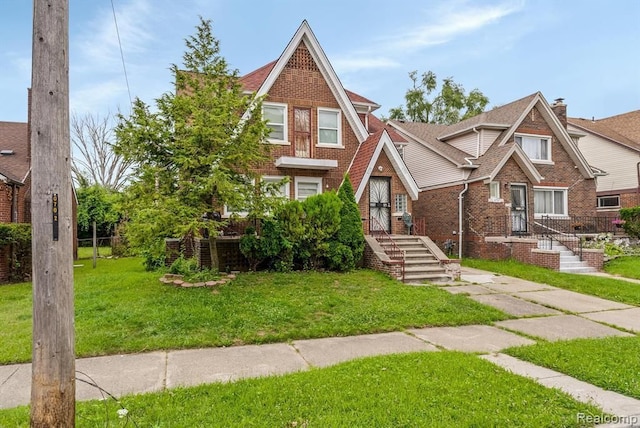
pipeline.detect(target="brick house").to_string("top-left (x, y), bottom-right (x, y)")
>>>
top-left (388, 92), bottom-right (603, 266)
top-left (234, 20), bottom-right (418, 235)
top-left (0, 121), bottom-right (32, 281)
top-left (568, 110), bottom-right (640, 215)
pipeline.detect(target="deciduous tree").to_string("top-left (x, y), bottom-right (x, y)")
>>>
top-left (389, 70), bottom-right (489, 124)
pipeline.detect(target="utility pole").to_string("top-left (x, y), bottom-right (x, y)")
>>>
top-left (30, 1), bottom-right (75, 426)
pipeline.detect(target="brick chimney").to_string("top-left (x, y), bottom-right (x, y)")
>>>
top-left (551, 97), bottom-right (567, 129)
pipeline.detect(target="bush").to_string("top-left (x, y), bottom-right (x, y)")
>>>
top-left (334, 174), bottom-right (365, 270)
top-left (0, 223), bottom-right (31, 282)
top-left (620, 206), bottom-right (640, 238)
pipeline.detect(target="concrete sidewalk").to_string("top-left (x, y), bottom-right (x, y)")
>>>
top-left (1, 267), bottom-right (639, 423)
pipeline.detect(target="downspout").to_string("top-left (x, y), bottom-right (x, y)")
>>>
top-left (458, 182), bottom-right (469, 259)
top-left (11, 184), bottom-right (18, 223)
top-left (472, 127), bottom-right (480, 158)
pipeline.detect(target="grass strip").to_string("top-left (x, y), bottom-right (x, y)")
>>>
top-left (604, 256), bottom-right (640, 280)
top-left (0, 352), bottom-right (600, 427)
top-left (505, 336), bottom-right (640, 400)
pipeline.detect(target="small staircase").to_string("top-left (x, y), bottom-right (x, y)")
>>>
top-left (378, 235), bottom-right (451, 283)
top-left (538, 238), bottom-right (596, 273)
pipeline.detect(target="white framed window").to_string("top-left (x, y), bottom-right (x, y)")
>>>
top-left (263, 102), bottom-right (288, 143)
top-left (223, 177), bottom-right (255, 218)
top-left (396, 144), bottom-right (405, 160)
top-left (262, 175), bottom-right (290, 199)
top-left (489, 182), bottom-right (502, 202)
top-left (534, 187), bottom-right (567, 217)
top-left (294, 176), bottom-right (322, 201)
top-left (597, 195), bottom-right (620, 209)
top-left (515, 133), bottom-right (552, 162)
top-left (394, 194), bottom-right (408, 214)
top-left (317, 108), bottom-right (341, 146)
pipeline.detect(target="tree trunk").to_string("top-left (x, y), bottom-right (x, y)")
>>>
top-left (30, 0), bottom-right (76, 426)
top-left (209, 234), bottom-right (220, 271)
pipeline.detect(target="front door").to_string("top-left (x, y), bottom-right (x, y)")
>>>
top-left (294, 107), bottom-right (311, 158)
top-left (510, 184), bottom-right (528, 233)
top-left (369, 177), bottom-right (391, 232)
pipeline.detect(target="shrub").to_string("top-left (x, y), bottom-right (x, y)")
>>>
top-left (334, 174), bottom-right (365, 270)
top-left (620, 206), bottom-right (640, 239)
top-left (301, 192), bottom-right (342, 269)
top-left (0, 223), bottom-right (31, 282)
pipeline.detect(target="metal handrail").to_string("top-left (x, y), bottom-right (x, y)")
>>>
top-left (369, 217), bottom-right (405, 281)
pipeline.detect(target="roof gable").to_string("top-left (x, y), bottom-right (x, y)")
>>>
top-left (248, 21), bottom-right (369, 142)
top-left (468, 143), bottom-right (542, 184)
top-left (495, 93), bottom-right (594, 178)
top-left (349, 129), bottom-right (419, 202)
top-left (568, 114), bottom-right (640, 152)
top-left (0, 121), bottom-right (30, 184)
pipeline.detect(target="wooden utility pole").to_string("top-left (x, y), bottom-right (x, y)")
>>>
top-left (30, 1), bottom-right (75, 426)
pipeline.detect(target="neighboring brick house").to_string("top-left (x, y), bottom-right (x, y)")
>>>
top-left (235, 20), bottom-right (418, 235)
top-left (568, 110), bottom-right (640, 215)
top-left (0, 121), bottom-right (32, 281)
top-left (388, 92), bottom-right (601, 259)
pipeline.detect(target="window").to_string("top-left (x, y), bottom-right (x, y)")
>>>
top-left (223, 177), bottom-right (254, 218)
top-left (317, 108), bottom-right (341, 146)
top-left (534, 187), bottom-right (567, 217)
top-left (396, 144), bottom-right (405, 160)
top-left (489, 182), bottom-right (501, 201)
top-left (262, 176), bottom-right (290, 199)
top-left (394, 194), bottom-right (408, 214)
top-left (597, 195), bottom-right (620, 209)
top-left (515, 134), bottom-right (551, 162)
top-left (263, 103), bottom-right (287, 143)
top-left (295, 176), bottom-right (322, 201)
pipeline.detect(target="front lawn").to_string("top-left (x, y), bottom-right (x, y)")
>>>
top-left (505, 336), bottom-right (640, 400)
top-left (0, 258), bottom-right (508, 364)
top-left (604, 256), bottom-right (640, 280)
top-left (0, 352), bottom-right (600, 427)
top-left (463, 258), bottom-right (640, 306)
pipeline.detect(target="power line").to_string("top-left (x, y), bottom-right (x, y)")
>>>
top-left (111, 0), bottom-right (132, 113)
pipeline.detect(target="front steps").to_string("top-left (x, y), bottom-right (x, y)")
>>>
top-left (537, 239), bottom-right (596, 273)
top-left (377, 235), bottom-right (451, 283)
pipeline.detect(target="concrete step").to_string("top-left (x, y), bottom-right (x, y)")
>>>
top-left (403, 272), bottom-right (451, 283)
top-left (404, 265), bottom-right (448, 274)
top-left (404, 259), bottom-right (440, 265)
top-left (560, 266), bottom-right (597, 273)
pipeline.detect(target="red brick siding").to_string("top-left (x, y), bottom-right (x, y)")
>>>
top-left (253, 42), bottom-right (359, 196)
top-left (413, 185), bottom-right (461, 251)
top-left (358, 149), bottom-right (413, 235)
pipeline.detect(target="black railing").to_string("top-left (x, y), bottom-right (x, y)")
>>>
top-left (369, 216), bottom-right (405, 281)
top-left (482, 215), bottom-right (623, 238)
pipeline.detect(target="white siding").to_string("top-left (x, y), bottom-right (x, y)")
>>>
top-left (447, 132), bottom-right (477, 156)
top-left (480, 129), bottom-right (502, 155)
top-left (570, 125), bottom-right (640, 192)
top-left (403, 142), bottom-right (464, 188)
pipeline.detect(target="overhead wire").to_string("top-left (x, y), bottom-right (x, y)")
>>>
top-left (110, 0), bottom-right (133, 113)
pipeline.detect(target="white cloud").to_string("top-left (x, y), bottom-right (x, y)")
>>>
top-left (381, 0), bottom-right (524, 53)
top-left (70, 79), bottom-right (127, 116)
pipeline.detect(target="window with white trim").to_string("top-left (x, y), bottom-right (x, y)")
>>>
top-left (489, 182), bottom-right (501, 202)
top-left (294, 176), bottom-right (322, 201)
top-left (597, 195), bottom-right (620, 209)
top-left (394, 194), bottom-right (408, 214)
top-left (223, 177), bottom-right (255, 218)
top-left (263, 103), bottom-right (287, 143)
top-left (317, 108), bottom-right (341, 146)
top-left (515, 134), bottom-right (551, 162)
top-left (534, 187), bottom-right (567, 217)
top-left (262, 176), bottom-right (290, 199)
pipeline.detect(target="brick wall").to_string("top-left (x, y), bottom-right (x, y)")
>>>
top-left (413, 185), bottom-right (462, 251)
top-left (363, 236), bottom-right (403, 280)
top-left (253, 42), bottom-right (360, 197)
top-left (358, 149), bottom-right (414, 235)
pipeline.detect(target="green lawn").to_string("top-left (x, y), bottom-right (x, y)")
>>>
top-left (462, 258), bottom-right (640, 306)
top-left (77, 246), bottom-right (112, 259)
top-left (604, 256), bottom-right (640, 280)
top-left (505, 336), bottom-right (640, 400)
top-left (0, 258), bottom-right (508, 364)
top-left (0, 352), bottom-right (600, 427)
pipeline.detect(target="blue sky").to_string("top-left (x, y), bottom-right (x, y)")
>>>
top-left (1, 0), bottom-right (639, 124)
